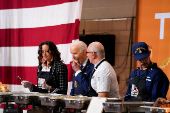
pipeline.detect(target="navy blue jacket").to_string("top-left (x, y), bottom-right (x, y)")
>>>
top-left (70, 60), bottom-right (94, 96)
top-left (124, 63), bottom-right (169, 102)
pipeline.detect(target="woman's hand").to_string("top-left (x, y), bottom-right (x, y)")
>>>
top-left (21, 81), bottom-right (32, 90)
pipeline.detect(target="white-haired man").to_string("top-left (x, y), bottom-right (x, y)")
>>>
top-left (70, 41), bottom-right (94, 96)
top-left (87, 42), bottom-right (119, 98)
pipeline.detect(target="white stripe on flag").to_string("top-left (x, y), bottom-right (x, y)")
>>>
top-left (0, 41), bottom-right (77, 66)
top-left (7, 84), bottom-right (30, 92)
top-left (0, 0), bottom-right (82, 29)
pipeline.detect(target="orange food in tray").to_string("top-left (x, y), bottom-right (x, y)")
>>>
top-left (153, 98), bottom-right (170, 107)
top-left (152, 98), bottom-right (170, 112)
top-left (0, 81), bottom-right (10, 92)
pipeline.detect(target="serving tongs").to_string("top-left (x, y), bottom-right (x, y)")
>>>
top-left (17, 76), bottom-right (23, 82)
top-left (51, 88), bottom-right (59, 93)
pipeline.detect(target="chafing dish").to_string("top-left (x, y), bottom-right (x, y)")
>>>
top-left (124, 101), bottom-right (154, 112)
top-left (39, 93), bottom-right (64, 107)
top-left (0, 92), bottom-right (14, 102)
top-left (103, 102), bottom-right (127, 113)
top-left (141, 106), bottom-right (170, 113)
top-left (103, 101), bottom-right (154, 112)
top-left (62, 96), bottom-right (92, 109)
top-left (12, 92), bottom-right (40, 104)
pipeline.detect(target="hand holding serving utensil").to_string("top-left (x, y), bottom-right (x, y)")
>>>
top-left (18, 76), bottom-right (32, 89)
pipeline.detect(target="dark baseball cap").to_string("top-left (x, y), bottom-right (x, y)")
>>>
top-left (132, 42), bottom-right (150, 61)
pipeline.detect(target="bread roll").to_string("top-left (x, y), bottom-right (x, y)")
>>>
top-left (1, 84), bottom-right (7, 88)
top-left (4, 88), bottom-right (9, 92)
top-left (74, 60), bottom-right (78, 63)
top-left (0, 83), bottom-right (10, 92)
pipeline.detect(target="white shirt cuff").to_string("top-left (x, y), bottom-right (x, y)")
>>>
top-left (75, 70), bottom-right (82, 77)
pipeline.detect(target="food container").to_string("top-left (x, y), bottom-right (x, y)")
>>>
top-left (39, 93), bottom-right (64, 107)
top-left (12, 92), bottom-right (40, 104)
top-left (103, 102), bottom-right (127, 113)
top-left (124, 101), bottom-right (154, 112)
top-left (103, 101), bottom-right (154, 113)
top-left (140, 106), bottom-right (170, 113)
top-left (0, 92), bottom-right (14, 102)
top-left (62, 96), bottom-right (92, 109)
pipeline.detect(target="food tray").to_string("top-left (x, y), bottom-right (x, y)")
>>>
top-left (39, 94), bottom-right (64, 107)
top-left (124, 101), bottom-right (154, 112)
top-left (62, 96), bottom-right (92, 109)
top-left (103, 101), bottom-right (154, 113)
top-left (0, 92), bottom-right (14, 102)
top-left (103, 102), bottom-right (127, 113)
top-left (140, 106), bottom-right (170, 113)
top-left (12, 93), bottom-right (39, 104)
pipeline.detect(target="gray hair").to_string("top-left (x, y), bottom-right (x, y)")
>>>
top-left (71, 41), bottom-right (87, 52)
top-left (89, 42), bottom-right (105, 58)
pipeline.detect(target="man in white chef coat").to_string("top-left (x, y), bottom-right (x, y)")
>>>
top-left (87, 41), bottom-right (119, 98)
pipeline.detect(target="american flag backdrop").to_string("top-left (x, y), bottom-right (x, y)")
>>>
top-left (0, 0), bottom-right (83, 94)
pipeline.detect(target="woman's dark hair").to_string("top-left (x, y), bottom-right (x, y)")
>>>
top-left (38, 41), bottom-right (61, 69)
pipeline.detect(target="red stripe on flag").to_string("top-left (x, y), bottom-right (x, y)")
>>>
top-left (0, 0), bottom-right (78, 10)
top-left (0, 19), bottom-right (79, 47)
top-left (0, 64), bottom-right (73, 85)
top-left (0, 66), bottom-right (37, 85)
top-left (67, 62), bottom-right (74, 83)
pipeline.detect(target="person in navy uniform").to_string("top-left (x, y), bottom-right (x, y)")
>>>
top-left (70, 41), bottom-right (94, 96)
top-left (125, 42), bottom-right (169, 102)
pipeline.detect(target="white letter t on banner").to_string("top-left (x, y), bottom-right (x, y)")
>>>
top-left (155, 13), bottom-right (170, 39)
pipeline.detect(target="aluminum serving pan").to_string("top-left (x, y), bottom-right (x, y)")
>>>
top-left (124, 101), bottom-right (154, 112)
top-left (103, 102), bottom-right (127, 113)
top-left (103, 101), bottom-right (154, 113)
top-left (12, 92), bottom-right (40, 104)
top-left (0, 92), bottom-right (14, 102)
top-left (140, 106), bottom-right (170, 113)
top-left (62, 96), bottom-right (92, 109)
top-left (39, 93), bottom-right (65, 107)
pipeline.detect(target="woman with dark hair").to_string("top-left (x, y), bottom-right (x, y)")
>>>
top-left (21, 41), bottom-right (68, 94)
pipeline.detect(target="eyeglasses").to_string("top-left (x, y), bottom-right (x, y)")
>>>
top-left (86, 52), bottom-right (97, 54)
